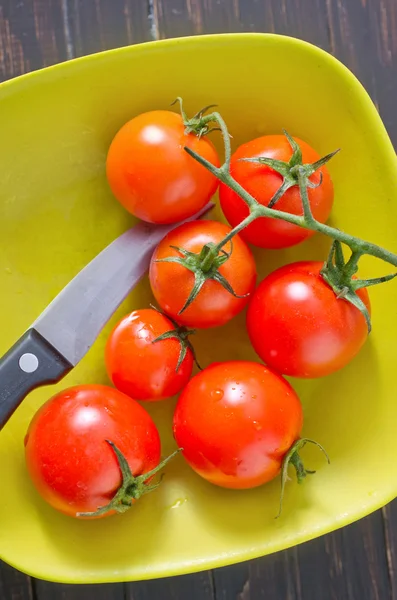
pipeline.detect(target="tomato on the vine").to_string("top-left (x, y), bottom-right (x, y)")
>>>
top-left (105, 308), bottom-right (195, 401)
top-left (173, 361), bottom-right (303, 489)
top-left (149, 220), bottom-right (257, 329)
top-left (106, 110), bottom-right (220, 224)
top-left (246, 261), bottom-right (370, 378)
top-left (219, 134), bottom-right (334, 249)
top-left (24, 385), bottom-right (164, 518)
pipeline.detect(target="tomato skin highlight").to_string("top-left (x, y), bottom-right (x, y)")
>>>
top-left (219, 135), bottom-right (334, 249)
top-left (173, 361), bottom-right (303, 489)
top-left (105, 308), bottom-right (194, 401)
top-left (106, 110), bottom-right (220, 224)
top-left (149, 220), bottom-right (257, 329)
top-left (246, 261), bottom-right (371, 378)
top-left (24, 385), bottom-right (161, 518)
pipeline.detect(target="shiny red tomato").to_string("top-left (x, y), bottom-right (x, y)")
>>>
top-left (24, 385), bottom-right (161, 518)
top-left (105, 308), bottom-right (194, 401)
top-left (173, 361), bottom-right (303, 489)
top-left (247, 261), bottom-right (370, 378)
top-left (219, 135), bottom-right (334, 249)
top-left (106, 110), bottom-right (220, 224)
top-left (149, 220), bottom-right (257, 328)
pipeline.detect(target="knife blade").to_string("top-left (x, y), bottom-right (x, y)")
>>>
top-left (0, 203), bottom-right (214, 430)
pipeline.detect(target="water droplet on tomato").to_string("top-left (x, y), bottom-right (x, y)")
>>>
top-left (253, 420), bottom-right (262, 431)
top-left (211, 389), bottom-right (224, 401)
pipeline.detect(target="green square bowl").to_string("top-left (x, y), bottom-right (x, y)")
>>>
top-left (1, 33), bottom-right (397, 583)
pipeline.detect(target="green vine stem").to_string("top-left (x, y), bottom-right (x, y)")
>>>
top-left (180, 109), bottom-right (397, 328)
top-left (184, 118), bottom-right (397, 266)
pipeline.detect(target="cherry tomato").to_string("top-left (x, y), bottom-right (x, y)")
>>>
top-left (173, 361), bottom-right (303, 489)
top-left (105, 308), bottom-right (194, 401)
top-left (149, 220), bottom-right (257, 328)
top-left (24, 385), bottom-right (161, 518)
top-left (106, 110), bottom-right (220, 224)
top-left (247, 261), bottom-right (370, 378)
top-left (219, 135), bottom-right (334, 249)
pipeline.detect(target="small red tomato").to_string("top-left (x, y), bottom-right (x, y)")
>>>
top-left (105, 308), bottom-right (194, 401)
top-left (246, 261), bottom-right (370, 378)
top-left (106, 110), bottom-right (220, 224)
top-left (173, 361), bottom-right (303, 489)
top-left (219, 135), bottom-right (334, 249)
top-left (24, 385), bottom-right (162, 518)
top-left (149, 220), bottom-right (257, 329)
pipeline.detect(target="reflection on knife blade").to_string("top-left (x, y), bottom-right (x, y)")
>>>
top-left (34, 202), bottom-right (215, 366)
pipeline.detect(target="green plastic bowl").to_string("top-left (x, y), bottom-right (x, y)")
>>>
top-left (1, 33), bottom-right (397, 583)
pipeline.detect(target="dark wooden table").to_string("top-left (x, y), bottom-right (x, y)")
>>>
top-left (0, 1), bottom-right (396, 599)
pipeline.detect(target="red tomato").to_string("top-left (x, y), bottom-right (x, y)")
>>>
top-left (24, 385), bottom-right (161, 518)
top-left (106, 110), bottom-right (220, 224)
top-left (247, 261), bottom-right (370, 378)
top-left (219, 135), bottom-right (334, 249)
top-left (105, 308), bottom-right (194, 401)
top-left (149, 220), bottom-right (257, 328)
top-left (173, 361), bottom-right (303, 489)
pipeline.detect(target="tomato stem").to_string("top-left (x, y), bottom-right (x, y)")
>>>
top-left (172, 97), bottom-right (221, 138)
top-left (277, 438), bottom-right (330, 518)
top-left (76, 441), bottom-right (181, 518)
top-left (150, 304), bottom-right (202, 371)
top-left (185, 114), bottom-right (397, 267)
top-left (212, 210), bottom-right (261, 255)
top-left (183, 110), bottom-right (397, 329)
top-left (155, 241), bottom-right (248, 315)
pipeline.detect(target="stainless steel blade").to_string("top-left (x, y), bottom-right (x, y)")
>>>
top-left (33, 204), bottom-right (214, 366)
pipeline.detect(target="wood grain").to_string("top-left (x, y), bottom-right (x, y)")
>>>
top-left (0, 561), bottom-right (34, 600)
top-left (126, 572), bottom-right (215, 600)
top-left (212, 548), bottom-right (299, 600)
top-left (33, 581), bottom-right (125, 600)
top-left (0, 1), bottom-right (396, 599)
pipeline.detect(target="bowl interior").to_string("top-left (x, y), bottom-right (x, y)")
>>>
top-left (1, 33), bottom-right (397, 583)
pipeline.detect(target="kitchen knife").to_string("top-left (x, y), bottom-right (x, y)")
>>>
top-left (0, 203), bottom-right (214, 430)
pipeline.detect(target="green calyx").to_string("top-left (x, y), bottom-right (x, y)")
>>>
top-left (320, 240), bottom-right (397, 333)
top-left (150, 304), bottom-right (201, 371)
top-left (155, 241), bottom-right (248, 315)
top-left (240, 130), bottom-right (339, 209)
top-left (76, 441), bottom-right (181, 518)
top-left (172, 97), bottom-right (218, 138)
top-left (277, 438), bottom-right (330, 518)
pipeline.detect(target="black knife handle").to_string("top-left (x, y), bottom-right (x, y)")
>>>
top-left (0, 328), bottom-right (72, 431)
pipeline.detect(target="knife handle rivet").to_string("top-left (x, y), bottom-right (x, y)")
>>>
top-left (19, 353), bottom-right (39, 374)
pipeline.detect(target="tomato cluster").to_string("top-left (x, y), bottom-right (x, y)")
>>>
top-left (25, 104), bottom-right (373, 520)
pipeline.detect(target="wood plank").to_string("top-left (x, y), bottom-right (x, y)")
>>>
top-left (0, 0), bottom-right (152, 81)
top-left (33, 580), bottom-right (125, 600)
top-left (366, 0), bottom-right (397, 146)
top-left (213, 549), bottom-right (299, 600)
top-left (0, 562), bottom-right (33, 600)
top-left (296, 512), bottom-right (390, 600)
top-left (0, 0), bottom-right (65, 79)
top-left (383, 503), bottom-right (397, 600)
top-left (69, 0), bottom-right (151, 59)
top-left (125, 571), bottom-right (215, 600)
